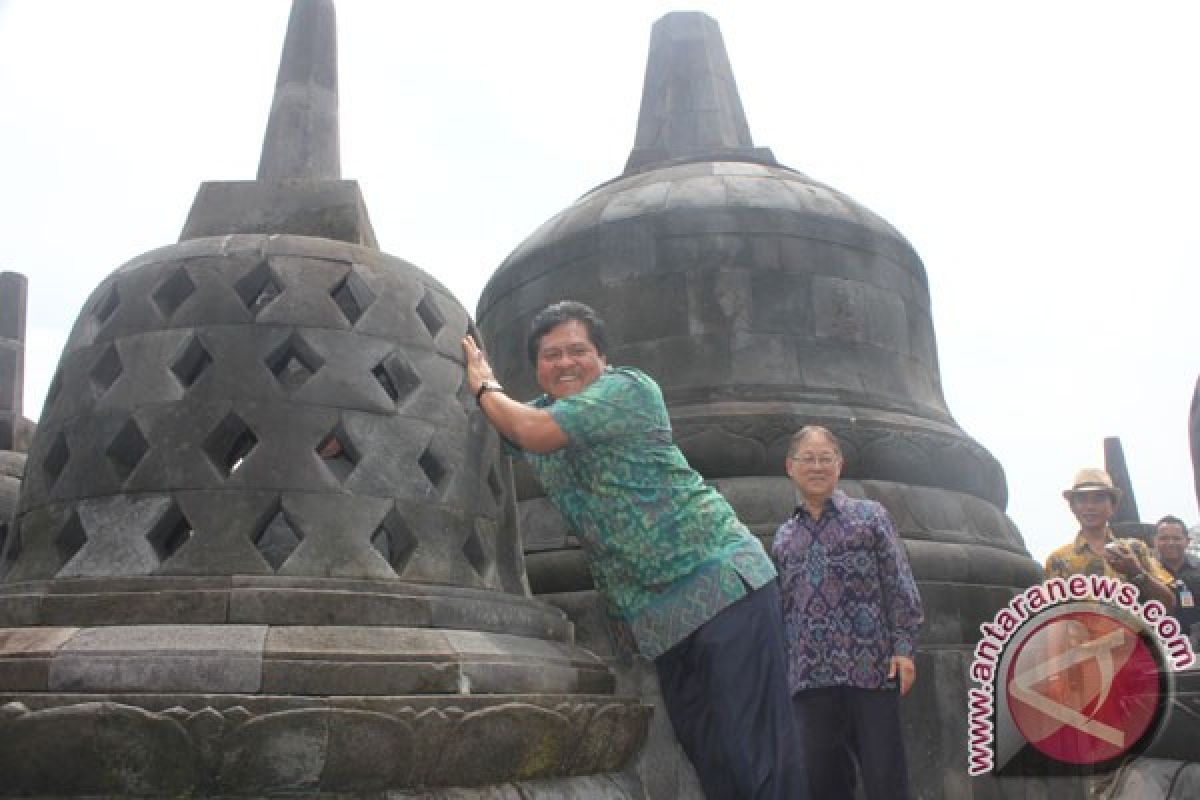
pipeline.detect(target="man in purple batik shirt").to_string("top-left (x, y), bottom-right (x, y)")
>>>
top-left (771, 425), bottom-right (924, 800)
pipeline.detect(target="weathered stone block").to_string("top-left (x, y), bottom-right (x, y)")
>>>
top-left (180, 180), bottom-right (378, 247)
top-left (228, 586), bottom-right (433, 627)
top-left (49, 624), bottom-right (267, 693)
top-left (0, 701), bottom-right (200, 794)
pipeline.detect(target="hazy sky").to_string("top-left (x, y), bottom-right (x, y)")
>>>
top-left (1, 1), bottom-right (1196, 562)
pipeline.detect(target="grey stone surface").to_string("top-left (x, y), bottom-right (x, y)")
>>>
top-left (178, 1), bottom-right (379, 248)
top-left (624, 13), bottom-right (774, 174)
top-left (180, 180), bottom-right (378, 248)
top-left (49, 624), bottom-right (267, 693)
top-left (257, 0), bottom-right (339, 182)
top-left (0, 271), bottom-right (27, 455)
top-left (0, 697), bottom-right (650, 794)
top-left (1104, 435), bottom-right (1142, 523)
top-left (56, 493), bottom-right (175, 577)
top-left (1192, 375), bottom-right (1199, 508)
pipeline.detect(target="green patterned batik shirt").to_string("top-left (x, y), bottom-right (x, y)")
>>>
top-left (517, 366), bottom-right (776, 659)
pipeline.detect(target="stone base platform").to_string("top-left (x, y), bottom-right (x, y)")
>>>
top-left (0, 692), bottom-right (650, 795)
top-left (0, 577), bottom-right (651, 795)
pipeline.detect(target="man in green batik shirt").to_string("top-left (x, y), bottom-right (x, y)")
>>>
top-left (462, 301), bottom-right (806, 800)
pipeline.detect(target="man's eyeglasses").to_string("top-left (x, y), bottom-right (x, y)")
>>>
top-left (789, 454), bottom-right (839, 467)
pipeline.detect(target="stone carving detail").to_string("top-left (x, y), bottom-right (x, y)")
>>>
top-left (0, 699), bottom-right (650, 795)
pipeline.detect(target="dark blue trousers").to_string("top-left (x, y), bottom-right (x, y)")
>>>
top-left (791, 685), bottom-right (912, 800)
top-left (655, 582), bottom-right (809, 800)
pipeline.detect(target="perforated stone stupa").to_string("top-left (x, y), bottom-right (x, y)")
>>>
top-left (0, 2), bottom-right (647, 795)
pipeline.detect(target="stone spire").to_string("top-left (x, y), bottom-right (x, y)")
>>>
top-left (257, 0), bottom-right (340, 181)
top-left (1104, 436), bottom-right (1141, 524)
top-left (1191, 375), bottom-right (1199, 508)
top-left (0, 272), bottom-right (26, 453)
top-left (624, 12), bottom-right (776, 175)
top-left (178, 0), bottom-right (376, 246)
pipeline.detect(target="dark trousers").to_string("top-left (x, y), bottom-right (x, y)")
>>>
top-left (655, 582), bottom-right (809, 800)
top-left (791, 685), bottom-right (912, 800)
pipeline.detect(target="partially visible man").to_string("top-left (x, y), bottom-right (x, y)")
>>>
top-left (1154, 515), bottom-right (1200, 638)
top-left (1045, 468), bottom-right (1175, 610)
top-left (462, 301), bottom-right (806, 800)
top-left (771, 425), bottom-right (923, 800)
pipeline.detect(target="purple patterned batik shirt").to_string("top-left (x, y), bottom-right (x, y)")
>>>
top-left (771, 490), bottom-right (923, 693)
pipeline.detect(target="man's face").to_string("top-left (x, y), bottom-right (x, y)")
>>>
top-left (535, 319), bottom-right (608, 399)
top-left (785, 434), bottom-right (843, 501)
top-left (1068, 491), bottom-right (1116, 532)
top-left (1155, 523), bottom-right (1189, 564)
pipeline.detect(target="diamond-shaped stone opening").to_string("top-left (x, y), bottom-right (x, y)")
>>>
top-left (170, 335), bottom-right (213, 389)
top-left (417, 445), bottom-right (447, 491)
top-left (486, 466), bottom-right (504, 506)
top-left (330, 268), bottom-right (376, 326)
top-left (202, 412), bottom-right (258, 478)
top-left (93, 284), bottom-right (119, 325)
top-left (90, 344), bottom-right (123, 393)
top-left (265, 334), bottom-right (323, 392)
top-left (371, 353), bottom-right (420, 405)
top-left (253, 502), bottom-right (302, 571)
top-left (145, 500), bottom-right (194, 564)
top-left (43, 432), bottom-right (69, 485)
top-left (235, 260), bottom-right (282, 316)
top-left (105, 418), bottom-right (149, 482)
top-left (370, 508), bottom-right (418, 575)
top-left (462, 529), bottom-right (491, 579)
top-left (153, 267), bottom-right (197, 319)
top-left (316, 423), bottom-right (360, 483)
top-left (55, 511), bottom-right (87, 566)
top-left (415, 291), bottom-right (445, 340)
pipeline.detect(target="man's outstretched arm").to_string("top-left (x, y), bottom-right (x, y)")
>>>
top-left (462, 335), bottom-right (569, 454)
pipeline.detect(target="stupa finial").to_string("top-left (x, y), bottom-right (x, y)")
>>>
top-left (179, 0), bottom-right (376, 246)
top-left (624, 12), bottom-right (776, 175)
top-left (257, 0), bottom-right (341, 181)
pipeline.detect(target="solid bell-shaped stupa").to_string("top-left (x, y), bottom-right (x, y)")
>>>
top-left (477, 11), bottom-right (1073, 799)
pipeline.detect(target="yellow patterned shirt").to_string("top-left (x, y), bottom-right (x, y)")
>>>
top-left (1044, 530), bottom-right (1173, 585)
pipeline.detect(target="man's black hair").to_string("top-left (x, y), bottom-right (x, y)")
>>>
top-left (1156, 515), bottom-right (1190, 535)
top-left (526, 301), bottom-right (609, 365)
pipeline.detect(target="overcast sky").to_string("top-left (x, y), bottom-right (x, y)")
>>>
top-left (1, 1), bottom-right (1197, 562)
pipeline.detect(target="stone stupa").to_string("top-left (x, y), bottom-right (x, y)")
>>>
top-left (477, 11), bottom-right (1083, 798)
top-left (0, 2), bottom-right (647, 795)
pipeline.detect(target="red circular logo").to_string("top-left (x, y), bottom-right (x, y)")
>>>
top-left (1005, 610), bottom-right (1162, 765)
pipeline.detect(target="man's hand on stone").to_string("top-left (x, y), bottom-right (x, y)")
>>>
top-left (461, 335), bottom-right (496, 397)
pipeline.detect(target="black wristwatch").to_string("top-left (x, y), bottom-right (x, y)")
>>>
top-left (475, 380), bottom-right (504, 402)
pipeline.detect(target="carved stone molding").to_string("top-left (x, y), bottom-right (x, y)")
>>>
top-left (0, 696), bottom-right (650, 795)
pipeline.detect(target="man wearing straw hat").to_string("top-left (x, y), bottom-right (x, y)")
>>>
top-left (1044, 467), bottom-right (1175, 610)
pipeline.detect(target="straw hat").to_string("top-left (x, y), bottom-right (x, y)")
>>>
top-left (1062, 467), bottom-right (1121, 501)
